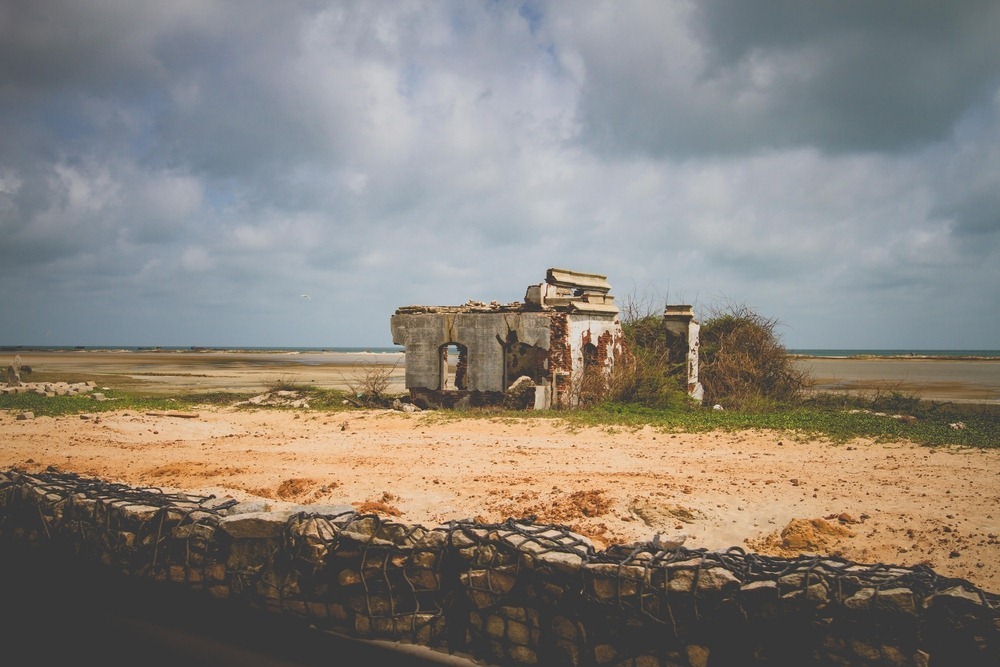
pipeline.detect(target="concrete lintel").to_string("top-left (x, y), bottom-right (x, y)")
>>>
top-left (664, 304), bottom-right (696, 320)
top-left (546, 268), bottom-right (611, 294)
top-left (567, 302), bottom-right (620, 315)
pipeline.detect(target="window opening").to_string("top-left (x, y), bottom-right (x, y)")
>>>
top-left (439, 343), bottom-right (468, 390)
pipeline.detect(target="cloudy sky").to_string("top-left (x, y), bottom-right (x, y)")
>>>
top-left (2, 1), bottom-right (998, 349)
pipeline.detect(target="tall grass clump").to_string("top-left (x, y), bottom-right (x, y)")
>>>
top-left (698, 301), bottom-right (808, 409)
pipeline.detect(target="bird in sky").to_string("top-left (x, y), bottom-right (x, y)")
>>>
top-left (300, 294), bottom-right (311, 300)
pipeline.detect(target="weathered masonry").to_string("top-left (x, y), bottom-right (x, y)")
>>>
top-left (390, 268), bottom-right (622, 409)
top-left (390, 268), bottom-right (702, 409)
top-left (664, 305), bottom-right (704, 402)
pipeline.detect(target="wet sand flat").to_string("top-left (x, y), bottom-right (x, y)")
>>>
top-left (794, 357), bottom-right (1000, 403)
top-left (8, 350), bottom-right (998, 403)
top-left (8, 350), bottom-right (406, 394)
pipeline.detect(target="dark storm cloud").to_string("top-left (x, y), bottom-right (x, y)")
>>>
top-left (566, 0), bottom-right (1000, 156)
top-left (0, 1), bottom-right (997, 348)
top-left (945, 190), bottom-right (1000, 238)
top-left (928, 113), bottom-right (1000, 241)
top-left (0, 1), bottom-right (163, 92)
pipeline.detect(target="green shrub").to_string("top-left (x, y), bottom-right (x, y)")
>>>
top-left (698, 302), bottom-right (807, 409)
top-left (600, 294), bottom-right (693, 408)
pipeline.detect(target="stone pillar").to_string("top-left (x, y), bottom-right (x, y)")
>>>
top-left (663, 306), bottom-right (704, 402)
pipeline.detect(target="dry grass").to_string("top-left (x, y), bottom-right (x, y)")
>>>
top-left (343, 359), bottom-right (399, 406)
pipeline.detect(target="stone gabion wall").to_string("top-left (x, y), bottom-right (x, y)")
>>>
top-left (1, 469), bottom-right (997, 667)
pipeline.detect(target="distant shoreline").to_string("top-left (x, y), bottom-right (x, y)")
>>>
top-left (0, 346), bottom-right (404, 355)
top-left (3, 349), bottom-right (407, 395)
top-left (3, 345), bottom-right (997, 360)
top-left (3, 348), bottom-right (997, 403)
top-left (789, 353), bottom-right (1000, 361)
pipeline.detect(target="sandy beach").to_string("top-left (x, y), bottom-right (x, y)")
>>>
top-left (2, 350), bottom-right (999, 594)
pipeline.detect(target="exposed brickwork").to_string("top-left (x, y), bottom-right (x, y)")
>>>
top-left (596, 330), bottom-right (614, 366)
top-left (391, 269), bottom-right (672, 408)
top-left (548, 312), bottom-right (573, 406)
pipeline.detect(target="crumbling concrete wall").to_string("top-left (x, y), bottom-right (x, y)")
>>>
top-left (3, 469), bottom-right (997, 667)
top-left (562, 316), bottom-right (627, 408)
top-left (390, 310), bottom-right (554, 394)
top-left (390, 269), bottom-right (630, 409)
top-left (391, 270), bottom-right (704, 409)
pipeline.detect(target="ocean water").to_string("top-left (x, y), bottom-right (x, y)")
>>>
top-left (788, 349), bottom-right (1000, 358)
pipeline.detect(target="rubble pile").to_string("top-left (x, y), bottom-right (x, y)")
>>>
top-left (1, 469), bottom-right (997, 667)
top-left (0, 380), bottom-right (98, 396)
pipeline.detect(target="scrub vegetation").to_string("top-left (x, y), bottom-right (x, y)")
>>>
top-left (3, 379), bottom-right (997, 448)
top-left (3, 299), bottom-right (997, 448)
top-left (569, 295), bottom-right (999, 448)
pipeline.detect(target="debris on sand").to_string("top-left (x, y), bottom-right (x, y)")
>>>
top-left (237, 390), bottom-right (310, 408)
top-left (748, 517), bottom-right (855, 555)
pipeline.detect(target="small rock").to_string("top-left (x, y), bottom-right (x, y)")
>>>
top-left (651, 532), bottom-right (688, 550)
top-left (16, 411), bottom-right (34, 420)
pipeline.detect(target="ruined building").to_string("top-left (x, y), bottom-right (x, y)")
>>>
top-left (390, 268), bottom-right (702, 409)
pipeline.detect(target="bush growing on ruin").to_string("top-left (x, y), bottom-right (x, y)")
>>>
top-left (601, 341), bottom-right (690, 409)
top-left (601, 291), bottom-right (691, 409)
top-left (698, 302), bottom-right (807, 409)
top-left (604, 291), bottom-right (806, 410)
